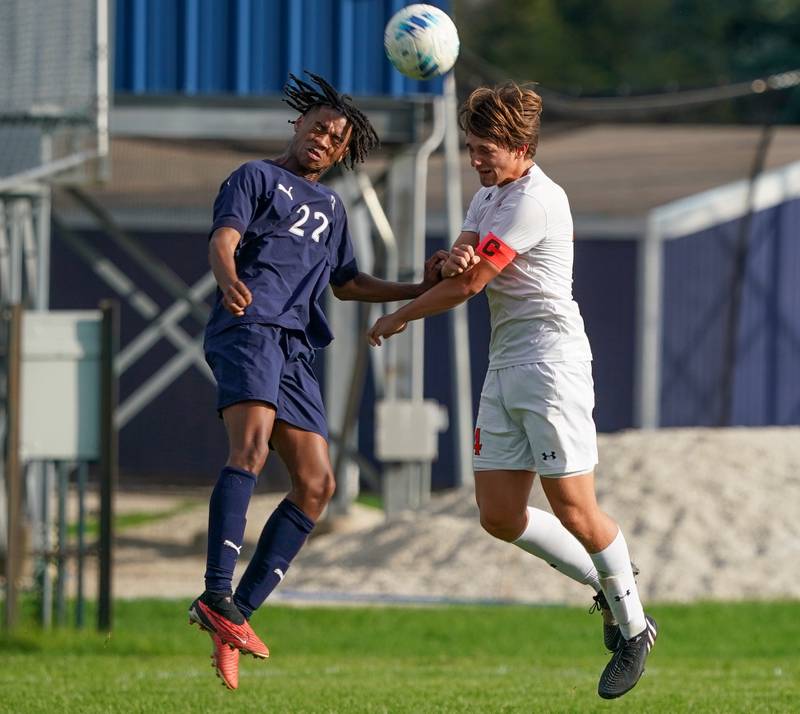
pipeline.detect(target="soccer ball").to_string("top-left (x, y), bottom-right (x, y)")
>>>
top-left (384, 4), bottom-right (460, 80)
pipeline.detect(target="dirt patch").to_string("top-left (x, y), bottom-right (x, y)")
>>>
top-left (68, 427), bottom-right (800, 605)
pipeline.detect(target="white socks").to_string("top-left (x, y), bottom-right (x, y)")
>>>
top-left (513, 509), bottom-right (647, 640)
top-left (513, 507), bottom-right (601, 590)
top-left (590, 529), bottom-right (646, 639)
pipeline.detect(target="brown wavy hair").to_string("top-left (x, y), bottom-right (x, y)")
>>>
top-left (459, 82), bottom-right (543, 159)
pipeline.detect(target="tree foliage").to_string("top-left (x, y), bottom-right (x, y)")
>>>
top-left (454, 0), bottom-right (800, 121)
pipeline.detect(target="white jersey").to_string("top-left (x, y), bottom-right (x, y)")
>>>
top-left (462, 164), bottom-right (592, 369)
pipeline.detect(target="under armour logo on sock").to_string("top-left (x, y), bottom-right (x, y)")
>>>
top-left (542, 451), bottom-right (557, 460)
top-left (273, 568), bottom-right (285, 582)
top-left (614, 589), bottom-right (631, 602)
top-left (223, 540), bottom-right (242, 554)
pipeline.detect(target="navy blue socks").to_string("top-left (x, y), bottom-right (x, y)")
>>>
top-left (204, 466), bottom-right (257, 593)
top-left (234, 498), bottom-right (315, 618)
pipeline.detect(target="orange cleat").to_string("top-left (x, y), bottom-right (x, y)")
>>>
top-left (211, 632), bottom-right (239, 690)
top-left (189, 591), bottom-right (269, 659)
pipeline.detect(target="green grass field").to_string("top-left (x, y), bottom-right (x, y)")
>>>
top-left (1, 600), bottom-right (797, 713)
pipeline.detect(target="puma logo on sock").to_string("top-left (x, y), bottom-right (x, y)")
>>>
top-left (223, 540), bottom-right (242, 554)
top-left (273, 568), bottom-right (285, 582)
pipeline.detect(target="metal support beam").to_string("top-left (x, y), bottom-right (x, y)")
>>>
top-left (116, 333), bottom-right (205, 428)
top-left (75, 461), bottom-right (87, 628)
top-left (3, 304), bottom-right (23, 629)
top-left (443, 72), bottom-right (473, 489)
top-left (325, 176), bottom-right (374, 515)
top-left (111, 95), bottom-right (427, 145)
top-left (0, 201), bottom-right (9, 304)
top-left (38, 462), bottom-right (53, 628)
top-left (52, 217), bottom-right (212, 382)
top-left (635, 217), bottom-right (664, 428)
top-left (55, 461), bottom-right (69, 626)
top-left (65, 187), bottom-right (211, 326)
top-left (379, 99), bottom-right (447, 516)
top-left (34, 191), bottom-right (51, 310)
top-left (21, 200), bottom-right (38, 306)
top-left (116, 271), bottom-right (216, 377)
top-left (98, 301), bottom-right (118, 631)
top-left (7, 201), bottom-right (24, 304)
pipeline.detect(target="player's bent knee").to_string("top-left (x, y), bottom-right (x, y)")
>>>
top-left (228, 444), bottom-right (269, 475)
top-left (479, 512), bottom-right (526, 542)
top-left (292, 470), bottom-right (335, 508)
top-left (555, 508), bottom-right (592, 543)
top-left (314, 471), bottom-right (336, 503)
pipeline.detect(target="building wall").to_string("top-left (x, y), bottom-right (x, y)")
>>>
top-left (114, 0), bottom-right (451, 97)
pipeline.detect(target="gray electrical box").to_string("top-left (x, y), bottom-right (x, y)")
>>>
top-left (20, 310), bottom-right (102, 460)
top-left (375, 399), bottom-right (449, 462)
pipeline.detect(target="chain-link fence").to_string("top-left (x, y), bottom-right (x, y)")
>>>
top-left (0, 0), bottom-right (107, 189)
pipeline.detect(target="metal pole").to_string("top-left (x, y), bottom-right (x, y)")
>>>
top-left (8, 202), bottom-right (23, 304)
top-left (35, 190), bottom-right (51, 311)
top-left (76, 461), bottom-right (87, 629)
top-left (0, 152), bottom-right (102, 195)
top-left (411, 97), bottom-right (446, 401)
top-left (443, 71), bottom-right (473, 488)
top-left (0, 200), bottom-right (9, 304)
top-left (55, 461), bottom-right (69, 626)
top-left (634, 217), bottom-right (664, 428)
top-left (96, 0), bottom-right (111, 171)
top-left (97, 301), bottom-right (118, 631)
top-left (39, 462), bottom-right (53, 628)
top-left (348, 169), bottom-right (398, 402)
top-left (3, 304), bottom-right (23, 629)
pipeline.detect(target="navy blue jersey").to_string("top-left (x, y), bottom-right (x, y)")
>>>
top-left (205, 160), bottom-right (358, 348)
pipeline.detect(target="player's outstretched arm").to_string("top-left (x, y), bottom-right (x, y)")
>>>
top-left (331, 250), bottom-right (448, 303)
top-left (209, 227), bottom-right (252, 316)
top-left (367, 258), bottom-right (500, 346)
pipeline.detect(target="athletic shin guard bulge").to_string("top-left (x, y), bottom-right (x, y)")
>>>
top-left (514, 507), bottom-right (601, 589)
top-left (590, 530), bottom-right (646, 639)
top-left (234, 498), bottom-right (314, 618)
top-left (204, 467), bottom-right (257, 593)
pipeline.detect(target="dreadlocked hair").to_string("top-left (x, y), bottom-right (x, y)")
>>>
top-left (283, 71), bottom-right (380, 169)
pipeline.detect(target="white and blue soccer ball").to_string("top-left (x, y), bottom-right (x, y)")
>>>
top-left (384, 4), bottom-right (460, 80)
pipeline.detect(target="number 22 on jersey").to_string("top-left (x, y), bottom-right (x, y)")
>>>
top-left (289, 204), bottom-right (329, 243)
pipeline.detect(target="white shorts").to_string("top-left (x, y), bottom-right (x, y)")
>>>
top-left (472, 361), bottom-right (598, 477)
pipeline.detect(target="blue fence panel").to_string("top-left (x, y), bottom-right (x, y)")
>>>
top-left (49, 224), bottom-right (640, 487)
top-left (49, 195), bottom-right (800, 486)
top-left (660, 198), bottom-right (800, 426)
top-left (660, 221), bottom-right (733, 425)
top-left (115, 0), bottom-right (452, 97)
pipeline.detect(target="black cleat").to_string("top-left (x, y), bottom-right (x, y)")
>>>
top-left (597, 615), bottom-right (658, 699)
top-left (590, 590), bottom-right (623, 651)
top-left (194, 590), bottom-right (246, 625)
top-left (590, 562), bottom-right (641, 651)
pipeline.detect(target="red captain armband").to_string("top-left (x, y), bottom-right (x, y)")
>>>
top-left (476, 232), bottom-right (517, 270)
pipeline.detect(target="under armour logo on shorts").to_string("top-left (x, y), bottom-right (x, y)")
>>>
top-left (541, 451), bottom-right (557, 460)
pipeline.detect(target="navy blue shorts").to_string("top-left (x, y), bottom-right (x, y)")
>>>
top-left (204, 323), bottom-right (328, 439)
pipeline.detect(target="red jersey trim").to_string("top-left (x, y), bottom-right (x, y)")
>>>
top-left (476, 232), bottom-right (517, 270)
